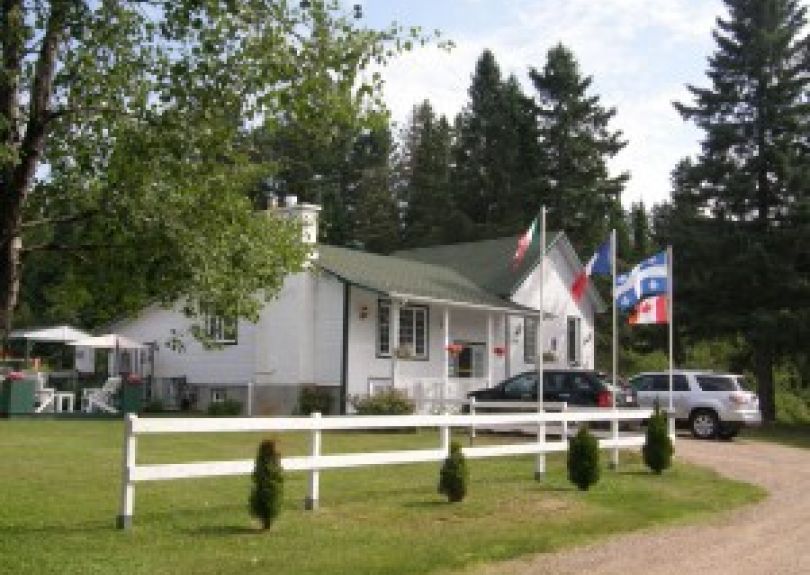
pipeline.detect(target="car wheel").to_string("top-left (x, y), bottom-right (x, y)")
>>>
top-left (690, 409), bottom-right (719, 439)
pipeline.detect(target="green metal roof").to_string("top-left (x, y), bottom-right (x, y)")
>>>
top-left (317, 245), bottom-right (537, 314)
top-left (393, 233), bottom-right (564, 297)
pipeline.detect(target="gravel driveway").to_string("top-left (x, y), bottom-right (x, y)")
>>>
top-left (459, 438), bottom-right (810, 575)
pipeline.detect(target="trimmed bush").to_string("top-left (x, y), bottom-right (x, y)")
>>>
top-left (207, 398), bottom-right (242, 416)
top-left (438, 441), bottom-right (469, 503)
top-left (297, 386), bottom-right (332, 415)
top-left (351, 389), bottom-right (415, 415)
top-left (643, 404), bottom-right (674, 474)
top-left (567, 425), bottom-right (600, 491)
top-left (249, 439), bottom-right (284, 529)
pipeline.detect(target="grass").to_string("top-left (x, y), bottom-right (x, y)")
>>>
top-left (741, 422), bottom-right (810, 450)
top-left (0, 420), bottom-right (764, 575)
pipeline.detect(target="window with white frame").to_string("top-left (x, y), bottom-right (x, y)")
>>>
top-left (567, 316), bottom-right (581, 365)
top-left (377, 300), bottom-right (428, 360)
top-left (210, 388), bottom-right (227, 403)
top-left (204, 313), bottom-right (238, 345)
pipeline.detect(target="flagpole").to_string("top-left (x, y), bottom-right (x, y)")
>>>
top-left (667, 244), bottom-right (674, 438)
top-left (611, 228), bottom-right (617, 411)
top-left (610, 228), bottom-right (619, 469)
top-left (535, 206), bottom-right (546, 480)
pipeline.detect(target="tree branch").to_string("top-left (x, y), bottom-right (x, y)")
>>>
top-left (21, 209), bottom-right (98, 229)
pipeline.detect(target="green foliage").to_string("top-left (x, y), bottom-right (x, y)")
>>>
top-left (438, 440), bottom-right (468, 502)
top-left (351, 389), bottom-right (415, 415)
top-left (530, 43), bottom-right (628, 251)
top-left (207, 399), bottom-right (242, 416)
top-left (452, 50), bottom-right (537, 238)
top-left (142, 399), bottom-right (165, 414)
top-left (296, 386), bottom-right (333, 416)
top-left (776, 387), bottom-right (810, 425)
top-left (567, 425), bottom-right (600, 491)
top-left (643, 405), bottom-right (674, 474)
top-left (249, 439), bottom-right (284, 529)
top-left (6, 1), bottom-right (439, 337)
top-left (668, 0), bottom-right (810, 421)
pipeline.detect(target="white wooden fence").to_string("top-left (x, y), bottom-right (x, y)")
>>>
top-left (117, 407), bottom-right (656, 529)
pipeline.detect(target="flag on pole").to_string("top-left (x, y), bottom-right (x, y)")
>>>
top-left (571, 238), bottom-right (611, 302)
top-left (628, 295), bottom-right (669, 325)
top-left (512, 217), bottom-right (539, 269)
top-left (615, 250), bottom-right (668, 311)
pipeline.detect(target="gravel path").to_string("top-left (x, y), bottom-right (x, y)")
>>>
top-left (459, 438), bottom-right (810, 575)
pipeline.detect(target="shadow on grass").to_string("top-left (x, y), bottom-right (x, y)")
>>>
top-left (401, 499), bottom-right (448, 509)
top-left (186, 524), bottom-right (260, 537)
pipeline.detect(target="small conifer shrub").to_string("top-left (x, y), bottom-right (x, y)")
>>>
top-left (438, 440), bottom-right (469, 502)
top-left (643, 404), bottom-right (674, 474)
top-left (567, 425), bottom-right (600, 491)
top-left (249, 439), bottom-right (284, 529)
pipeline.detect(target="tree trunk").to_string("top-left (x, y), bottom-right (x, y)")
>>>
top-left (753, 344), bottom-right (776, 423)
top-left (0, 205), bottom-right (22, 343)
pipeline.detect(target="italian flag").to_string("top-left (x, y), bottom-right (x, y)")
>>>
top-left (512, 218), bottom-right (538, 269)
top-left (628, 295), bottom-right (669, 325)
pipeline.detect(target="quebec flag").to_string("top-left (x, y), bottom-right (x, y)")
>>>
top-left (615, 251), bottom-right (668, 311)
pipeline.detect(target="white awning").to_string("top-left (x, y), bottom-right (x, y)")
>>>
top-left (68, 334), bottom-right (145, 349)
top-left (9, 325), bottom-right (91, 343)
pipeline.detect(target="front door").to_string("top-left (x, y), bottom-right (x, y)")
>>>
top-left (450, 342), bottom-right (485, 378)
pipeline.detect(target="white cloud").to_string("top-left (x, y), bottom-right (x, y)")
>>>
top-left (378, 0), bottom-right (721, 207)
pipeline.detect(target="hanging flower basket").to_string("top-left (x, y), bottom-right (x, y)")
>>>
top-left (493, 346), bottom-right (506, 357)
top-left (445, 343), bottom-right (463, 357)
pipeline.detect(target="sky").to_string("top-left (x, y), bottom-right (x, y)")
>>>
top-left (359, 0), bottom-right (727, 208)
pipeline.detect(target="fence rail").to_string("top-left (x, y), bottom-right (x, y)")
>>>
top-left (117, 408), bottom-right (658, 529)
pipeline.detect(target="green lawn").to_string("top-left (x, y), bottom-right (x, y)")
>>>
top-left (741, 422), bottom-right (810, 449)
top-left (0, 420), bottom-right (763, 575)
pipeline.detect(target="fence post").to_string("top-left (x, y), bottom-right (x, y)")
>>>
top-left (561, 402), bottom-right (568, 439)
top-left (667, 409), bottom-right (676, 441)
top-left (117, 413), bottom-right (137, 529)
top-left (305, 412), bottom-right (322, 511)
top-left (469, 397), bottom-right (476, 445)
top-left (534, 409), bottom-right (546, 480)
top-left (610, 414), bottom-right (620, 469)
top-left (440, 411), bottom-right (451, 455)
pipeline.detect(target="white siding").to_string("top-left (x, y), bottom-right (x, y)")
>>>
top-left (313, 272), bottom-right (344, 386)
top-left (113, 305), bottom-right (257, 385)
top-left (509, 246), bottom-right (598, 373)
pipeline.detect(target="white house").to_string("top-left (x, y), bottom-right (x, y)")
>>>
top-left (111, 199), bottom-right (606, 414)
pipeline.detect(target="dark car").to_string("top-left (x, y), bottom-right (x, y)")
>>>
top-left (467, 369), bottom-right (638, 408)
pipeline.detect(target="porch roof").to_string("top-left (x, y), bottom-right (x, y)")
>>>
top-left (317, 245), bottom-right (539, 315)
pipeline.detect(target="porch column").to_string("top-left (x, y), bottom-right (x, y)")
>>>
top-left (390, 299), bottom-right (400, 389)
top-left (443, 307), bottom-right (450, 407)
top-left (486, 313), bottom-right (493, 388)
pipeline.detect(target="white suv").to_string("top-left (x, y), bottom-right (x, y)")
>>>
top-left (629, 371), bottom-right (762, 439)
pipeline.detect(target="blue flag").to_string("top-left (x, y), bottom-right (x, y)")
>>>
top-left (616, 250), bottom-right (668, 311)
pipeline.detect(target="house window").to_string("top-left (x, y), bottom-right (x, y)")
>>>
top-left (524, 317), bottom-right (538, 363)
top-left (205, 313), bottom-right (238, 345)
top-left (567, 316), bottom-right (581, 366)
top-left (210, 388), bottom-right (227, 403)
top-left (377, 300), bottom-right (428, 360)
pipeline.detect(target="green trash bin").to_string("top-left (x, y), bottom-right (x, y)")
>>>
top-left (0, 374), bottom-right (36, 415)
top-left (120, 376), bottom-right (144, 414)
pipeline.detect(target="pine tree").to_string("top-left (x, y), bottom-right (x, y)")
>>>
top-left (452, 50), bottom-right (537, 237)
top-left (438, 441), bottom-right (469, 502)
top-left (249, 439), bottom-right (284, 529)
top-left (397, 101), bottom-right (455, 247)
top-left (529, 44), bottom-right (628, 252)
top-left (643, 403), bottom-right (674, 474)
top-left (672, 0), bottom-right (810, 421)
